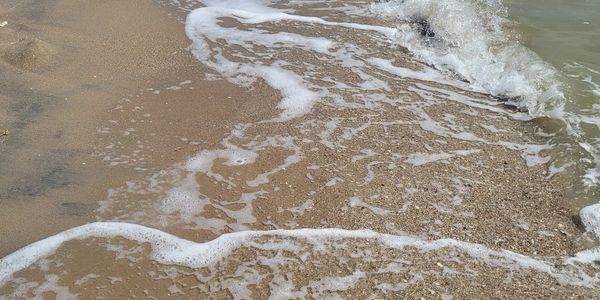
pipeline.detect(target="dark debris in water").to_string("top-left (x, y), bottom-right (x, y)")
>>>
top-left (414, 18), bottom-right (435, 38)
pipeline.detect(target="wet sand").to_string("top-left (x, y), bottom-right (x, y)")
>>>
top-left (0, 0), bottom-right (238, 255)
top-left (1, 0), bottom-right (599, 298)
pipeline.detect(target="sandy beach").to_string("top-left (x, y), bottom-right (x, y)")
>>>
top-left (0, 0), bottom-right (285, 269)
top-left (1, 0), bottom-right (599, 298)
top-left (0, 0), bottom-right (233, 255)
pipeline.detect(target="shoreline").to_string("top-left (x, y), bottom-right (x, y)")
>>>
top-left (1, 0), bottom-right (599, 298)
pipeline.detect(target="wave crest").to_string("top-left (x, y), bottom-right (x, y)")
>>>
top-left (371, 0), bottom-right (565, 116)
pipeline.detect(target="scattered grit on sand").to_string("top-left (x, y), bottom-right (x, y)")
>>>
top-left (0, 0), bottom-right (599, 298)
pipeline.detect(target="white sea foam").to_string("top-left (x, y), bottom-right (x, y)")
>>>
top-left (367, 57), bottom-right (464, 87)
top-left (184, 3), bottom-right (329, 119)
top-left (580, 204), bottom-right (600, 241)
top-left (348, 196), bottom-right (390, 216)
top-left (1, 222), bottom-right (599, 288)
top-left (370, 0), bottom-right (565, 117)
top-left (404, 149), bottom-right (480, 166)
top-left (185, 0), bottom-right (401, 120)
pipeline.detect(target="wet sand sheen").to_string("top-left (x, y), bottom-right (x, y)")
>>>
top-left (1, 0), bottom-right (599, 298)
top-left (0, 0), bottom-right (267, 256)
top-left (0, 0), bottom-right (178, 255)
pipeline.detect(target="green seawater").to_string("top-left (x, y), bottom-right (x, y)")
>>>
top-left (507, 0), bottom-right (599, 122)
top-left (507, 0), bottom-right (600, 204)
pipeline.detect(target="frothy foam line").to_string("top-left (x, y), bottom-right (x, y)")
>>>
top-left (403, 149), bottom-right (481, 166)
top-left (580, 204), bottom-right (600, 241)
top-left (1, 222), bottom-right (599, 287)
top-left (185, 2), bottom-right (400, 120)
top-left (367, 57), bottom-right (464, 88)
top-left (370, 0), bottom-right (565, 116)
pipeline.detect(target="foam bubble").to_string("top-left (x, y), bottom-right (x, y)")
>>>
top-left (2, 222), bottom-right (599, 287)
top-left (348, 196), bottom-right (390, 216)
top-left (580, 203), bottom-right (600, 240)
top-left (367, 57), bottom-right (463, 87)
top-left (370, 0), bottom-right (565, 116)
top-left (403, 149), bottom-right (480, 166)
top-left (185, 0), bottom-right (398, 120)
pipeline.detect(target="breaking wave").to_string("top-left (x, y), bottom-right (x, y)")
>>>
top-left (371, 0), bottom-right (565, 117)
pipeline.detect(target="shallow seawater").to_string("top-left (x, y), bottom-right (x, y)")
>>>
top-left (507, 0), bottom-right (600, 196)
top-left (506, 0), bottom-right (599, 70)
